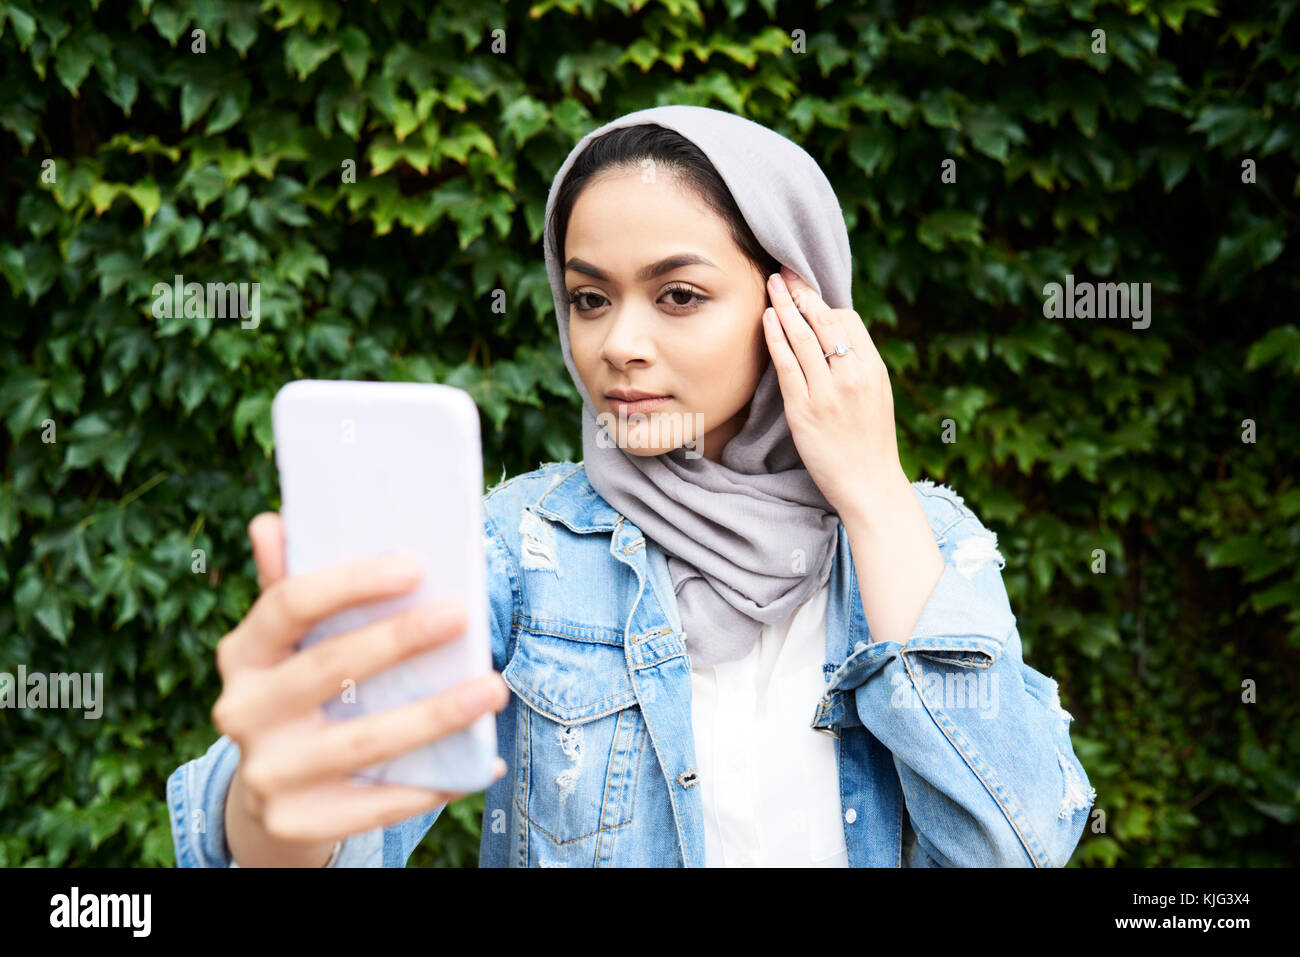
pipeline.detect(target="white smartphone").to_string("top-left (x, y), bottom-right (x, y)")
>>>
top-left (270, 379), bottom-right (497, 793)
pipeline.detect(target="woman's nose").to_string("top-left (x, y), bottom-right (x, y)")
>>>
top-left (600, 307), bottom-right (657, 368)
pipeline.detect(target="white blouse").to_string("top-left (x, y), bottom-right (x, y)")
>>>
top-left (690, 580), bottom-right (848, 867)
top-left (644, 540), bottom-right (847, 867)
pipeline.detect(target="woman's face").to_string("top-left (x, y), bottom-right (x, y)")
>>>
top-left (563, 168), bottom-right (771, 463)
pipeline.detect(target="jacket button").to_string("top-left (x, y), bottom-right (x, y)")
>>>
top-left (844, 808), bottom-right (857, 824)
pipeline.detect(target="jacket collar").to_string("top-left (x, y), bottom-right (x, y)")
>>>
top-left (530, 462), bottom-right (623, 533)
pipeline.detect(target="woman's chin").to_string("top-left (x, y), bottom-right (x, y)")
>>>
top-left (595, 408), bottom-right (703, 456)
top-left (597, 424), bottom-right (710, 461)
top-left (624, 443), bottom-right (674, 457)
top-left (615, 424), bottom-right (675, 456)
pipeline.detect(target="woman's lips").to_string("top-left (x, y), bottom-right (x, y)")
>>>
top-left (606, 395), bottom-right (672, 415)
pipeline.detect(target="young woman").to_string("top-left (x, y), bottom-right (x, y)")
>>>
top-left (168, 105), bottom-right (1095, 868)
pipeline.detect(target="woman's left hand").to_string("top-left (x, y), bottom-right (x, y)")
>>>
top-left (762, 265), bottom-right (909, 519)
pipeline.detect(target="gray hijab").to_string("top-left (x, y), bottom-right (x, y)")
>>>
top-left (542, 105), bottom-right (853, 667)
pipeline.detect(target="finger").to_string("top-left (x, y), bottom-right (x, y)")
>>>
top-left (843, 310), bottom-right (878, 363)
top-left (249, 513), bottom-right (286, 590)
top-left (767, 272), bottom-right (833, 398)
top-left (220, 553), bottom-right (424, 671)
top-left (762, 305), bottom-right (809, 402)
top-left (221, 600), bottom-right (470, 734)
top-left (778, 265), bottom-right (880, 362)
top-left (780, 266), bottom-right (871, 366)
top-left (260, 779), bottom-right (471, 844)
top-left (840, 305), bottom-right (883, 367)
top-left (241, 673), bottom-right (510, 795)
top-left (778, 266), bottom-right (844, 352)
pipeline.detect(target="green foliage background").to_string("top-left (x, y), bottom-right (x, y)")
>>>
top-left (1, 0), bottom-right (1297, 867)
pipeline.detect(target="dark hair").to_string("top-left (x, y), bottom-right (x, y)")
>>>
top-left (547, 124), bottom-right (781, 284)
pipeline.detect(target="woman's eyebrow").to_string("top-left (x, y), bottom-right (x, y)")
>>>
top-left (564, 253), bottom-right (719, 283)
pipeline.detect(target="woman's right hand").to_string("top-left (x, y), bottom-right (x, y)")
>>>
top-left (214, 511), bottom-right (510, 867)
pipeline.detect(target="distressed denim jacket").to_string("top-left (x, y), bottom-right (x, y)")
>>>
top-left (167, 461), bottom-right (1095, 867)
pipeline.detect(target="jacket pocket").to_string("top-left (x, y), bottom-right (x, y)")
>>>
top-left (1019, 661), bottom-right (1096, 835)
top-left (503, 624), bottom-right (646, 848)
top-left (1019, 663), bottom-right (1075, 731)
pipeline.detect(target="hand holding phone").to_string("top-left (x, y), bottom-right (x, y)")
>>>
top-left (215, 523), bottom-right (508, 861)
top-left (268, 380), bottom-right (500, 793)
top-left (212, 379), bottom-right (507, 863)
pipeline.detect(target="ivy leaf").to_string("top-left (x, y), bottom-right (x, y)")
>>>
top-left (88, 806), bottom-right (124, 849)
top-left (964, 105), bottom-right (1026, 162)
top-left (848, 123), bottom-right (895, 176)
top-left (6, 3), bottom-right (37, 47)
top-left (14, 564), bottom-right (74, 644)
top-left (183, 163), bottom-right (225, 210)
top-left (174, 217), bottom-right (203, 255)
top-left (0, 366), bottom-right (48, 436)
top-left (1189, 105), bottom-right (1256, 149)
top-left (285, 28), bottom-right (339, 81)
top-left (205, 79), bottom-right (251, 135)
top-left (141, 203), bottom-right (178, 260)
top-left (95, 249), bottom-right (141, 298)
top-left (500, 96), bottom-right (549, 147)
top-left (232, 394), bottom-right (272, 450)
top-left (0, 244), bottom-right (24, 295)
top-left (0, 480), bottom-right (19, 546)
top-left (338, 26), bottom-right (371, 85)
top-left (35, 586), bottom-right (74, 644)
top-left (125, 181), bottom-right (162, 224)
top-left (63, 414), bottom-right (142, 482)
top-left (278, 241), bottom-right (330, 286)
top-left (89, 182), bottom-right (124, 215)
top-left (54, 34), bottom-right (94, 96)
top-left (103, 71), bottom-right (139, 115)
top-left (1245, 325), bottom-right (1300, 375)
top-left (226, 7), bottom-right (259, 56)
top-left (306, 321), bottom-right (351, 361)
top-left (918, 210), bottom-right (983, 251)
top-left (336, 89), bottom-right (366, 138)
top-left (919, 89), bottom-right (960, 129)
top-left (180, 79), bottom-right (220, 130)
top-left (150, 4), bottom-right (189, 46)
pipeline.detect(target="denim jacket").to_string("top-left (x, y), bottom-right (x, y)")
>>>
top-left (167, 460), bottom-right (1095, 867)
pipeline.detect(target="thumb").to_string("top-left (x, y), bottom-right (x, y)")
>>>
top-left (248, 512), bottom-right (286, 591)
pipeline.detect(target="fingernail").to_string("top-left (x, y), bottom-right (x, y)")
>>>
top-left (492, 757), bottom-right (508, 779)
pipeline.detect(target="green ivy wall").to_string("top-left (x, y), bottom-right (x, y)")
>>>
top-left (1, 0), bottom-right (1297, 866)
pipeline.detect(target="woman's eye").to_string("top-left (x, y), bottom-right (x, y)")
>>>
top-left (568, 291), bottom-right (607, 312)
top-left (661, 285), bottom-right (706, 310)
top-left (568, 286), bottom-right (706, 314)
